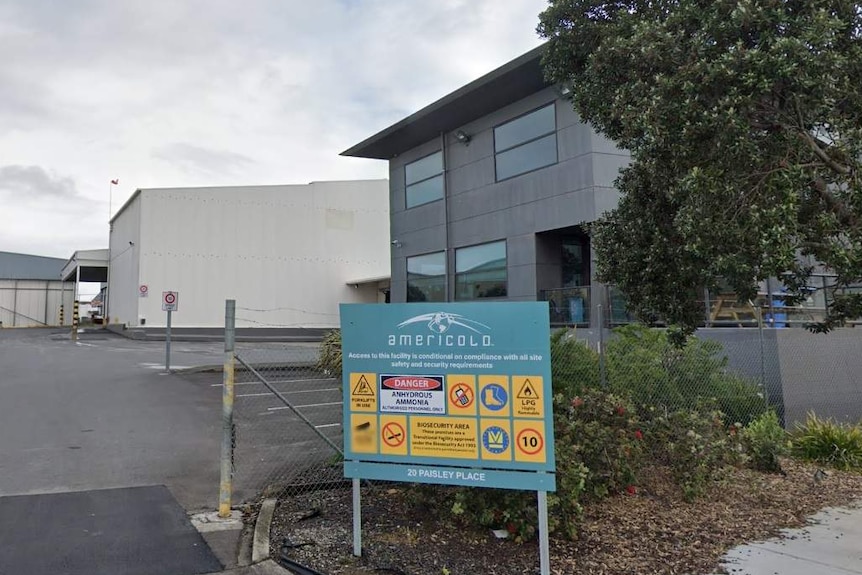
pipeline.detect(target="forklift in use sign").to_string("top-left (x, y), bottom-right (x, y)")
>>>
top-left (341, 303), bottom-right (556, 492)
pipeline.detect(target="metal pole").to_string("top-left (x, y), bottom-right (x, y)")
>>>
top-left (12, 280), bottom-right (18, 327)
top-left (755, 305), bottom-right (770, 409)
top-left (352, 478), bottom-right (362, 557)
top-left (72, 265), bottom-right (80, 342)
top-left (165, 309), bottom-right (172, 372)
top-left (60, 280), bottom-right (65, 326)
top-left (219, 299), bottom-right (236, 518)
top-left (537, 490), bottom-right (551, 575)
top-left (598, 304), bottom-right (607, 388)
top-left (44, 280), bottom-right (50, 326)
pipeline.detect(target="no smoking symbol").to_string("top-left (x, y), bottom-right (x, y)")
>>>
top-left (382, 422), bottom-right (405, 448)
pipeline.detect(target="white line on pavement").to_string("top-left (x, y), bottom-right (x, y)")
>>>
top-left (236, 388), bottom-right (340, 398)
top-left (267, 401), bottom-right (341, 411)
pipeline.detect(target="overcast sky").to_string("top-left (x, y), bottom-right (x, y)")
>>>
top-left (0, 0), bottom-right (546, 259)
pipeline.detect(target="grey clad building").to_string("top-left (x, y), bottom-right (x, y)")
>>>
top-left (343, 45), bottom-right (629, 327)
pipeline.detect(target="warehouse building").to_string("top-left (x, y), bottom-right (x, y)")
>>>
top-left (107, 180), bottom-right (390, 332)
top-left (0, 251), bottom-right (75, 327)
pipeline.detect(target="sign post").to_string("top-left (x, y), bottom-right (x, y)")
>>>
top-left (341, 302), bottom-right (555, 574)
top-left (162, 291), bottom-right (178, 372)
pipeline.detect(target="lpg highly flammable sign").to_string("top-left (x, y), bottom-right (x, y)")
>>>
top-left (340, 302), bottom-right (556, 492)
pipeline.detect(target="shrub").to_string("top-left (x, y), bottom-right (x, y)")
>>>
top-left (647, 403), bottom-right (741, 500)
top-left (317, 329), bottom-right (342, 377)
top-left (606, 325), bottom-right (766, 426)
top-left (555, 389), bottom-right (645, 501)
top-left (742, 411), bottom-right (788, 473)
top-left (792, 413), bottom-right (862, 471)
top-left (550, 329), bottom-right (600, 397)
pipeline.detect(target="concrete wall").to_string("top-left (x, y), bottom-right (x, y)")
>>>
top-left (387, 88), bottom-right (630, 303)
top-left (109, 180), bottom-right (390, 329)
top-left (0, 280), bottom-right (75, 327)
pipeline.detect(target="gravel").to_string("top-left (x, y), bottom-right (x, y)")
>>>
top-left (270, 459), bottom-right (862, 575)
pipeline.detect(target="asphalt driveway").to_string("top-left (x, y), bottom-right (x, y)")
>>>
top-left (0, 328), bottom-right (225, 511)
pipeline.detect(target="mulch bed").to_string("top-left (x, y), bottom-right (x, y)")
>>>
top-left (270, 459), bottom-right (862, 575)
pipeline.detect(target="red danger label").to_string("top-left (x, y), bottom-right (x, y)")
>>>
top-left (381, 375), bottom-right (443, 391)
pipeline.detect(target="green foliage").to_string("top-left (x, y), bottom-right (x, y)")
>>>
top-left (555, 389), bottom-right (644, 500)
top-left (742, 411), bottom-right (789, 473)
top-left (647, 404), bottom-right (742, 501)
top-left (539, 1), bottom-right (862, 333)
top-left (792, 413), bottom-right (862, 471)
top-left (550, 329), bottom-right (600, 397)
top-left (605, 325), bottom-right (766, 425)
top-left (317, 329), bottom-right (342, 377)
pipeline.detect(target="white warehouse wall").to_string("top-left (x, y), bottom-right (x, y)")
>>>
top-left (108, 193), bottom-right (142, 327)
top-left (110, 180), bottom-right (389, 328)
top-left (0, 280), bottom-right (74, 327)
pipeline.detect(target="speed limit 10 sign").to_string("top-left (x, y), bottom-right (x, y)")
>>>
top-left (162, 291), bottom-right (179, 312)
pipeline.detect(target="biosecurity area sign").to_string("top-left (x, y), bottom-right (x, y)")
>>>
top-left (341, 302), bottom-right (555, 491)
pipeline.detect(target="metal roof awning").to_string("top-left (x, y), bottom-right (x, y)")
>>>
top-left (61, 249), bottom-right (110, 282)
top-left (346, 275), bottom-right (390, 286)
top-left (341, 44), bottom-right (549, 160)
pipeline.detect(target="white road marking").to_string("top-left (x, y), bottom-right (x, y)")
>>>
top-left (236, 387), bottom-right (339, 398)
top-left (314, 423), bottom-right (341, 429)
top-left (267, 401), bottom-right (341, 411)
top-left (210, 377), bottom-right (337, 387)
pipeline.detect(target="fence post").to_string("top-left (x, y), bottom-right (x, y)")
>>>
top-left (598, 303), bottom-right (607, 388)
top-left (219, 299), bottom-right (236, 518)
top-left (72, 300), bottom-right (79, 342)
top-left (755, 305), bottom-right (771, 410)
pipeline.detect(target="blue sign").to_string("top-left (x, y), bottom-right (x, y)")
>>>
top-left (341, 302), bottom-right (556, 491)
top-left (481, 384), bottom-right (508, 411)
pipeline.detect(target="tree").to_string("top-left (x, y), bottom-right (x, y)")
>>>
top-left (538, 1), bottom-right (862, 333)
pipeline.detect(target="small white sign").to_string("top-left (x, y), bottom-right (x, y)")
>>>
top-left (378, 374), bottom-right (446, 414)
top-left (162, 291), bottom-right (179, 312)
top-left (139, 284), bottom-right (149, 298)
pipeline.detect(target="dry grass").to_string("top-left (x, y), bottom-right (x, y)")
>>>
top-left (270, 459), bottom-right (862, 575)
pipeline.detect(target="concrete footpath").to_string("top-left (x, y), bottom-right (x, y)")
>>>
top-left (719, 504), bottom-right (862, 575)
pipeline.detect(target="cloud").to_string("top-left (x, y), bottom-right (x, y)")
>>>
top-left (151, 143), bottom-right (254, 177)
top-left (0, 165), bottom-right (81, 200)
top-left (0, 0), bottom-right (548, 255)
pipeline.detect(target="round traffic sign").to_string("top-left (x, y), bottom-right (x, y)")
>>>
top-left (516, 427), bottom-right (544, 455)
top-left (139, 285), bottom-right (148, 295)
top-left (164, 292), bottom-right (176, 304)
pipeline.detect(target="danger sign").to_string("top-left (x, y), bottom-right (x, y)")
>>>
top-left (379, 374), bottom-right (445, 414)
top-left (161, 291), bottom-right (179, 312)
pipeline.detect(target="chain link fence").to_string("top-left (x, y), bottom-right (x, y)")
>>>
top-left (222, 303), bottom-right (346, 504)
top-left (221, 300), bottom-right (862, 505)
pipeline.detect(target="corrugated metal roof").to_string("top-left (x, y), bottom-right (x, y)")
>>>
top-left (0, 251), bottom-right (66, 280)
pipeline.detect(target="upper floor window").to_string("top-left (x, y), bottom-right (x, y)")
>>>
top-left (407, 251), bottom-right (446, 302)
top-left (405, 151), bottom-right (444, 209)
top-left (494, 103), bottom-right (557, 181)
top-left (455, 240), bottom-right (507, 300)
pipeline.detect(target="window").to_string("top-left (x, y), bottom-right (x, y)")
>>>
top-left (455, 241), bottom-right (507, 300)
top-left (494, 104), bottom-right (557, 181)
top-left (405, 151), bottom-right (444, 208)
top-left (407, 252), bottom-right (446, 302)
